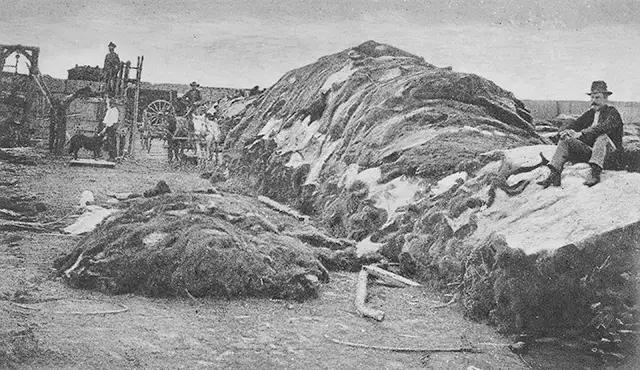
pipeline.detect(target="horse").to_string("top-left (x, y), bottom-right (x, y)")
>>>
top-left (166, 114), bottom-right (191, 163)
top-left (192, 110), bottom-right (220, 168)
top-left (160, 96), bottom-right (194, 163)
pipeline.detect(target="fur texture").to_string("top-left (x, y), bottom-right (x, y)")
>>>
top-left (68, 133), bottom-right (105, 160)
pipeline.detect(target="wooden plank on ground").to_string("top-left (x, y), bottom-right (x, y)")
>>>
top-left (69, 159), bottom-right (116, 168)
top-left (354, 269), bottom-right (385, 321)
top-left (363, 265), bottom-right (421, 287)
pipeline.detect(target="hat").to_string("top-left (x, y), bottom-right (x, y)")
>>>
top-left (587, 80), bottom-right (612, 96)
top-left (190, 81), bottom-right (199, 87)
top-left (108, 42), bottom-right (116, 48)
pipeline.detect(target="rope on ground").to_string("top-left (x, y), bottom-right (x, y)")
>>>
top-left (324, 335), bottom-right (481, 353)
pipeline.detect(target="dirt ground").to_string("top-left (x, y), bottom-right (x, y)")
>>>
top-left (0, 142), bottom-right (636, 369)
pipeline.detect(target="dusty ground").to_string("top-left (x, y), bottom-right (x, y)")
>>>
top-left (0, 142), bottom-right (635, 369)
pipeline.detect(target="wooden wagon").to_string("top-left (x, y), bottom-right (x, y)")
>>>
top-left (140, 97), bottom-right (220, 167)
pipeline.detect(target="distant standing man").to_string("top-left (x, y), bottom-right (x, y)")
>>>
top-left (103, 42), bottom-right (120, 96)
top-left (49, 89), bottom-right (87, 154)
top-left (100, 96), bottom-right (119, 161)
top-left (183, 81), bottom-right (203, 113)
top-left (537, 80), bottom-right (624, 188)
top-left (49, 95), bottom-right (74, 154)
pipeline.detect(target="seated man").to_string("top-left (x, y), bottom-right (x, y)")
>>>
top-left (538, 80), bottom-right (624, 188)
top-left (183, 81), bottom-right (203, 113)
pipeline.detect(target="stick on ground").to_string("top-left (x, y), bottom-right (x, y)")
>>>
top-left (324, 335), bottom-right (480, 353)
top-left (9, 300), bottom-right (128, 315)
top-left (185, 289), bottom-right (201, 305)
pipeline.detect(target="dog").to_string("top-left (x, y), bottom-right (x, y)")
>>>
top-left (68, 133), bottom-right (105, 160)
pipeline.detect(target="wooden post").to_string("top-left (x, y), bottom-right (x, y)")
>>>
top-left (123, 61), bottom-right (131, 83)
top-left (354, 269), bottom-right (385, 321)
top-left (128, 55), bottom-right (143, 157)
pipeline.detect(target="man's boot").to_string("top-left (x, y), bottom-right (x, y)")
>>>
top-left (537, 165), bottom-right (561, 188)
top-left (584, 163), bottom-right (602, 187)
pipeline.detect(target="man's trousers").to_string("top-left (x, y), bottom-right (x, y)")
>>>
top-left (549, 134), bottom-right (617, 172)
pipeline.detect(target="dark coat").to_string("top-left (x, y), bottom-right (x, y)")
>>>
top-left (103, 51), bottom-right (120, 76)
top-left (564, 105), bottom-right (624, 151)
top-left (183, 88), bottom-right (202, 105)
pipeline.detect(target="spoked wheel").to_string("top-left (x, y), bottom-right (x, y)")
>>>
top-left (143, 99), bottom-right (175, 154)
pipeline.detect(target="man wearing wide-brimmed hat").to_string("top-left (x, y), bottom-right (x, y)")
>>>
top-left (182, 81), bottom-right (203, 113)
top-left (103, 42), bottom-right (120, 96)
top-left (538, 80), bottom-right (624, 188)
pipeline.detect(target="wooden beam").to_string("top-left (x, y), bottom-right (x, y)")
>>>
top-left (69, 159), bottom-right (116, 168)
top-left (363, 265), bottom-right (421, 287)
top-left (354, 269), bottom-right (385, 321)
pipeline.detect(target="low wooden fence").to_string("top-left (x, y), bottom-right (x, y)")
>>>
top-left (523, 99), bottom-right (640, 123)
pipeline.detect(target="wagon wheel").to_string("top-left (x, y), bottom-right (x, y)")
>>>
top-left (144, 99), bottom-right (175, 128)
top-left (142, 99), bottom-right (175, 153)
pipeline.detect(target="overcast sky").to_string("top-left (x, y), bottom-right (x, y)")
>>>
top-left (2, 0), bottom-right (640, 100)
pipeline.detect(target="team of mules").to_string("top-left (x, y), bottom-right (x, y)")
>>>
top-left (139, 97), bottom-right (221, 168)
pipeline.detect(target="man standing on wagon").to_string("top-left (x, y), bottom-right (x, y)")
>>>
top-left (103, 42), bottom-right (120, 96)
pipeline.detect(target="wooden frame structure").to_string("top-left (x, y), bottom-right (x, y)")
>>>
top-left (0, 45), bottom-right (45, 147)
top-left (0, 45), bottom-right (40, 75)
